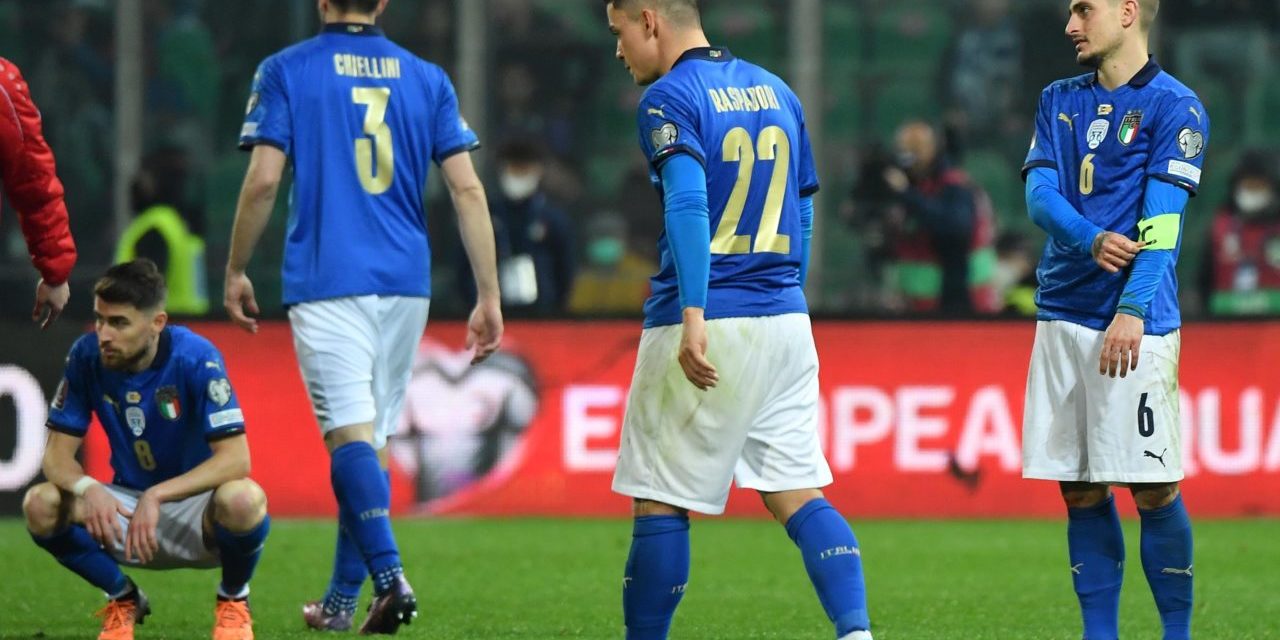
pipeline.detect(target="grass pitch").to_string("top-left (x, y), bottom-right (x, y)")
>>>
top-left (1, 518), bottom-right (1277, 639)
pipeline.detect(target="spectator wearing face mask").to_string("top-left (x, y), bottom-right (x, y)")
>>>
top-left (1201, 150), bottom-right (1280, 315)
top-left (457, 139), bottom-right (576, 315)
top-left (568, 212), bottom-right (657, 315)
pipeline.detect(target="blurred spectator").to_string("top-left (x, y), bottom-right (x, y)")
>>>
top-left (145, 0), bottom-right (218, 156)
top-left (940, 0), bottom-right (1024, 157)
top-left (1200, 150), bottom-right (1280, 315)
top-left (569, 212), bottom-right (657, 315)
top-left (459, 139), bottom-right (575, 315)
top-left (115, 146), bottom-right (208, 316)
top-left (994, 231), bottom-right (1037, 316)
top-left (872, 121), bottom-right (998, 314)
top-left (28, 0), bottom-right (114, 264)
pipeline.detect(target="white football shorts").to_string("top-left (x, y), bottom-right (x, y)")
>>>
top-left (613, 313), bottom-right (833, 514)
top-left (288, 295), bottom-right (430, 449)
top-left (104, 485), bottom-right (218, 569)
top-left (1022, 320), bottom-right (1183, 484)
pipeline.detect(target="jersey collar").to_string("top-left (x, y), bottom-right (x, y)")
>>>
top-left (1126, 56), bottom-right (1161, 88)
top-left (1097, 56), bottom-right (1160, 89)
top-left (323, 22), bottom-right (384, 36)
top-left (673, 47), bottom-right (734, 68)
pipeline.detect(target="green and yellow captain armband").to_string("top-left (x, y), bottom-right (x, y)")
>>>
top-left (1137, 213), bottom-right (1181, 251)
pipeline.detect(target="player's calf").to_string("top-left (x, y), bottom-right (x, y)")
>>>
top-left (624, 502), bottom-right (690, 640)
top-left (771, 491), bottom-right (872, 639)
top-left (210, 479), bottom-right (270, 602)
top-left (1133, 483), bottom-right (1193, 640)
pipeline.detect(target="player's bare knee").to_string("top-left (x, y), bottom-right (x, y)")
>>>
top-left (633, 499), bottom-right (686, 518)
top-left (324, 423), bottom-right (375, 453)
top-left (22, 482), bottom-right (64, 535)
top-left (760, 488), bottom-right (824, 525)
top-left (1059, 481), bottom-right (1109, 509)
top-left (213, 479), bottom-right (268, 531)
top-left (1131, 482), bottom-right (1178, 510)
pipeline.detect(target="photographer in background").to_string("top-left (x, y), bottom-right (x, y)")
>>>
top-left (458, 138), bottom-right (576, 315)
top-left (849, 121), bottom-right (997, 315)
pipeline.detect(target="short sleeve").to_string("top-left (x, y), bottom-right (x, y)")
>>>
top-left (190, 351), bottom-right (245, 441)
top-left (794, 102), bottom-right (820, 197)
top-left (636, 85), bottom-right (704, 171)
top-left (238, 57), bottom-right (292, 153)
top-left (1147, 96), bottom-right (1209, 195)
top-left (1022, 87), bottom-right (1058, 180)
top-left (47, 338), bottom-right (93, 436)
top-left (431, 69), bottom-right (481, 165)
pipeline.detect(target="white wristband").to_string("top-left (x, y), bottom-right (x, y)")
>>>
top-left (72, 476), bottom-right (100, 497)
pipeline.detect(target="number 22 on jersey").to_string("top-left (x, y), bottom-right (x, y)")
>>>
top-left (711, 126), bottom-right (792, 255)
top-left (353, 87), bottom-right (394, 195)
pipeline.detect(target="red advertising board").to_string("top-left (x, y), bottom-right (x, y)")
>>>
top-left (82, 321), bottom-right (1280, 518)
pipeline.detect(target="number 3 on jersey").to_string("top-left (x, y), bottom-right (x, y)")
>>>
top-left (712, 126), bottom-right (791, 255)
top-left (353, 87), bottom-right (394, 195)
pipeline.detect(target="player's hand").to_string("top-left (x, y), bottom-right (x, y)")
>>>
top-left (1100, 312), bottom-right (1144, 378)
top-left (124, 490), bottom-right (161, 564)
top-left (466, 295), bottom-right (503, 365)
top-left (32, 279), bottom-right (69, 329)
top-left (678, 308), bottom-right (718, 390)
top-left (81, 483), bottom-right (131, 551)
top-left (223, 270), bottom-right (260, 334)
top-left (1091, 232), bottom-right (1145, 273)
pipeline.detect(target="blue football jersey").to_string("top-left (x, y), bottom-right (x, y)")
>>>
top-left (636, 47), bottom-right (819, 328)
top-left (46, 327), bottom-right (246, 491)
top-left (239, 23), bottom-right (480, 305)
top-left (1023, 59), bottom-right (1208, 335)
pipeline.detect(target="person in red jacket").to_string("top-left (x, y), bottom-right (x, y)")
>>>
top-left (0, 56), bottom-right (77, 328)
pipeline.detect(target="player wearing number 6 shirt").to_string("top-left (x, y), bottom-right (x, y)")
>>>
top-left (23, 260), bottom-right (268, 640)
top-left (1020, 1), bottom-right (1207, 639)
top-left (224, 0), bottom-right (503, 633)
top-left (603, 2), bottom-right (871, 639)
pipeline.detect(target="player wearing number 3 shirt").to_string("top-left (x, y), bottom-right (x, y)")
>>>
top-left (225, 0), bottom-right (503, 633)
top-left (1020, 2), bottom-right (1207, 639)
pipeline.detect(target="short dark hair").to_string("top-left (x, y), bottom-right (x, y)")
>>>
top-left (604, 0), bottom-right (700, 26)
top-left (330, 0), bottom-right (380, 14)
top-left (95, 259), bottom-right (167, 311)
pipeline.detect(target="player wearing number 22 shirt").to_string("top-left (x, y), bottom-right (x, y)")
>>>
top-left (1020, 2), bottom-right (1208, 640)
top-left (604, 1), bottom-right (870, 638)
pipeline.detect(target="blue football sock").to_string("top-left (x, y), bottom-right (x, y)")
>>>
top-left (214, 515), bottom-right (270, 599)
top-left (623, 515), bottom-right (690, 640)
top-left (1067, 494), bottom-right (1125, 640)
top-left (330, 442), bottom-right (401, 595)
top-left (32, 525), bottom-right (128, 595)
top-left (323, 469), bottom-right (386, 615)
top-left (785, 499), bottom-right (871, 637)
top-left (1139, 494), bottom-right (1193, 640)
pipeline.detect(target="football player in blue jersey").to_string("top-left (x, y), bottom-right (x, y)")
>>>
top-left (603, 2), bottom-right (872, 639)
top-left (1020, 1), bottom-right (1207, 639)
top-left (22, 260), bottom-right (268, 640)
top-left (224, 0), bottom-right (504, 633)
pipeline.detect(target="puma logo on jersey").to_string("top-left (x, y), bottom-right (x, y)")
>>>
top-left (1144, 448), bottom-right (1167, 467)
top-left (1161, 565), bottom-right (1193, 577)
top-left (1070, 563), bottom-right (1083, 575)
top-left (1189, 106), bottom-right (1202, 123)
top-left (1058, 113), bottom-right (1078, 130)
top-left (647, 107), bottom-right (665, 117)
